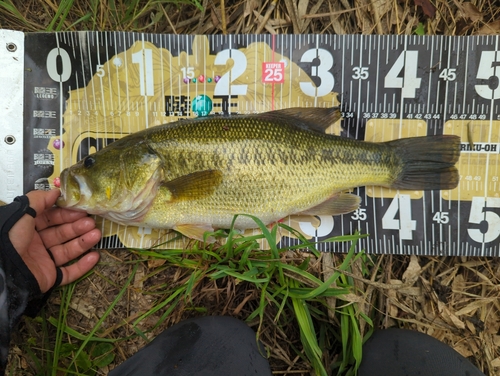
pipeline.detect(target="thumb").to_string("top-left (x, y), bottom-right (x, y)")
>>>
top-left (25, 189), bottom-right (61, 216)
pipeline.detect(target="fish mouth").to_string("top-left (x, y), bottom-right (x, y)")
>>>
top-left (56, 169), bottom-right (88, 209)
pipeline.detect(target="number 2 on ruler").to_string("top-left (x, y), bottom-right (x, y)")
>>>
top-left (214, 49), bottom-right (248, 96)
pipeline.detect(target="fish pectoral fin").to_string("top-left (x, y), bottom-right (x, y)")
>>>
top-left (174, 223), bottom-right (215, 242)
top-left (300, 193), bottom-right (361, 216)
top-left (263, 107), bottom-right (341, 133)
top-left (162, 170), bottom-right (223, 201)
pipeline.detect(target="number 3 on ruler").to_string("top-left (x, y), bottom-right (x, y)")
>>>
top-left (299, 49), bottom-right (334, 97)
top-left (384, 51), bottom-right (421, 99)
top-left (382, 194), bottom-right (416, 240)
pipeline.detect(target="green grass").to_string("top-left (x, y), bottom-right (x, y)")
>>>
top-left (20, 216), bottom-right (372, 376)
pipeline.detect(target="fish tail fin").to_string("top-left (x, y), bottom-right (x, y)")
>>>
top-left (388, 135), bottom-right (461, 190)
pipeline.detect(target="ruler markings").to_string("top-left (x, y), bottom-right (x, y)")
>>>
top-left (22, 33), bottom-right (500, 254)
top-left (396, 36), bottom-right (407, 254)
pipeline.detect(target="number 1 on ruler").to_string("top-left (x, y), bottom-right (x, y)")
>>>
top-left (132, 49), bottom-right (154, 96)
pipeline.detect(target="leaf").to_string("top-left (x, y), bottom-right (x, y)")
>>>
top-left (402, 255), bottom-right (421, 284)
top-left (475, 20), bottom-right (500, 35)
top-left (59, 343), bottom-right (78, 357)
top-left (414, 22), bottom-right (426, 35)
top-left (91, 343), bottom-right (115, 368)
top-left (414, 0), bottom-right (435, 18)
top-left (297, 0), bottom-right (309, 31)
top-left (76, 350), bottom-right (92, 371)
top-left (243, 0), bottom-right (258, 17)
top-left (462, 2), bottom-right (483, 22)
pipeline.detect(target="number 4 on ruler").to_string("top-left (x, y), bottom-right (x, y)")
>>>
top-left (382, 194), bottom-right (416, 240)
top-left (384, 51), bottom-right (421, 99)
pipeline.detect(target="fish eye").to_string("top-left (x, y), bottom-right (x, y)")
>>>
top-left (84, 156), bottom-right (96, 168)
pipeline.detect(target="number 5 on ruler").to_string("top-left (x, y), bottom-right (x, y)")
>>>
top-left (382, 194), bottom-right (416, 240)
top-left (468, 196), bottom-right (500, 243)
top-left (475, 51), bottom-right (500, 99)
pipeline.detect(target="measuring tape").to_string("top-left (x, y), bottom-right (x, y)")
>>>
top-left (2, 31), bottom-right (499, 256)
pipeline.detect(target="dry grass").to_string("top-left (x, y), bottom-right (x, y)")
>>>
top-left (1, 0), bottom-right (500, 35)
top-left (2, 0), bottom-right (500, 375)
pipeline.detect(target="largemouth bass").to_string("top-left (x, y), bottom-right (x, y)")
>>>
top-left (57, 107), bottom-right (460, 240)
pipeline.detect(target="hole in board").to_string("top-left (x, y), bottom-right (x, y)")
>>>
top-left (4, 135), bottom-right (15, 145)
top-left (6, 43), bottom-right (17, 52)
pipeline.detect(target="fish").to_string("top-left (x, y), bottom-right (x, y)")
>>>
top-left (56, 107), bottom-right (461, 240)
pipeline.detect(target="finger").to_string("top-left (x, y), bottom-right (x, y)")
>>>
top-left (40, 216), bottom-right (97, 249)
top-left (59, 251), bottom-right (100, 286)
top-left (48, 228), bottom-right (102, 266)
top-left (9, 190), bottom-right (60, 242)
top-left (10, 190), bottom-right (62, 252)
top-left (35, 206), bottom-right (89, 231)
top-left (26, 189), bottom-right (61, 217)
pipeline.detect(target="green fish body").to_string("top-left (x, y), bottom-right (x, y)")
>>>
top-left (57, 107), bottom-right (460, 240)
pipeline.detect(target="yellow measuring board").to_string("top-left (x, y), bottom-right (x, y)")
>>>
top-left (443, 120), bottom-right (500, 201)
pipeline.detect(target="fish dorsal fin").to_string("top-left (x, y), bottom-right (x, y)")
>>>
top-left (162, 170), bottom-right (223, 201)
top-left (299, 193), bottom-right (361, 216)
top-left (260, 107), bottom-right (341, 134)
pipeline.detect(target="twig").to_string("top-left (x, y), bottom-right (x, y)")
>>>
top-left (161, 5), bottom-right (177, 34)
top-left (221, 0), bottom-right (227, 34)
top-left (302, 6), bottom-right (364, 19)
top-left (195, 0), bottom-right (209, 34)
top-left (255, 0), bottom-right (277, 34)
top-left (302, 0), bottom-right (325, 31)
top-left (284, 0), bottom-right (300, 33)
top-left (369, 0), bottom-right (384, 34)
top-left (324, 265), bottom-right (418, 290)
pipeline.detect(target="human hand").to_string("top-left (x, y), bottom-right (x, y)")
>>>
top-left (8, 189), bottom-right (101, 293)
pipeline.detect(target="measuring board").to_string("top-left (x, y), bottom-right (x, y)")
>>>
top-left (1, 30), bottom-right (499, 256)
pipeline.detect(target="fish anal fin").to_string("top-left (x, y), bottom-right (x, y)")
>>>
top-left (300, 193), bottom-right (361, 216)
top-left (163, 170), bottom-right (223, 201)
top-left (287, 215), bottom-right (321, 228)
top-left (174, 223), bottom-right (216, 242)
top-left (261, 107), bottom-right (341, 134)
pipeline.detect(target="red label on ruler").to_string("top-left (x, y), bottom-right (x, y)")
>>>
top-left (262, 62), bottom-right (285, 83)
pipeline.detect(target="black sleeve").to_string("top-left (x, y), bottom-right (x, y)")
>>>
top-left (0, 196), bottom-right (49, 375)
